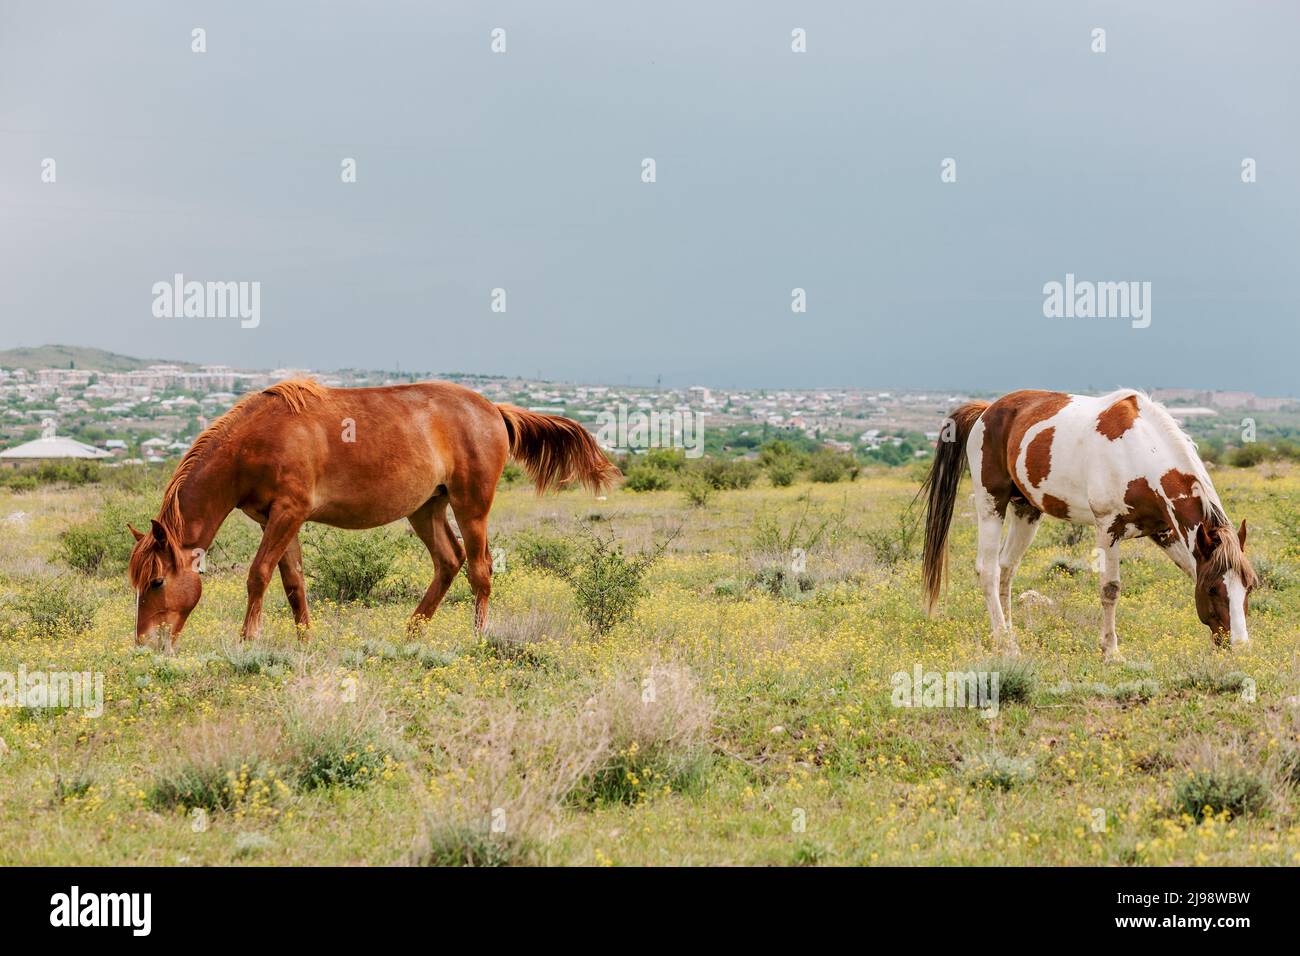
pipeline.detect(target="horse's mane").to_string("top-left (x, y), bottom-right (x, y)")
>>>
top-left (1124, 391), bottom-right (1254, 583)
top-left (129, 378), bottom-right (325, 590)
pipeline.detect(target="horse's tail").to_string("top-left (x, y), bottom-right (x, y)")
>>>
top-left (497, 405), bottom-right (621, 494)
top-left (920, 400), bottom-right (989, 613)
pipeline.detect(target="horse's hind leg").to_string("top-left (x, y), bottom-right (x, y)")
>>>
top-left (997, 505), bottom-right (1041, 644)
top-left (448, 498), bottom-right (494, 633)
top-left (976, 509), bottom-right (1009, 649)
top-left (407, 495), bottom-right (466, 630)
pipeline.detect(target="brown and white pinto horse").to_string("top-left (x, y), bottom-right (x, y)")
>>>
top-left (922, 389), bottom-right (1256, 659)
top-left (128, 379), bottom-right (619, 648)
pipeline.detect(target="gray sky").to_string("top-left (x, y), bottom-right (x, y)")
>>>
top-left (2, 1), bottom-right (1297, 393)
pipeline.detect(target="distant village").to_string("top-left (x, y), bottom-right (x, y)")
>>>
top-left (0, 356), bottom-right (1295, 469)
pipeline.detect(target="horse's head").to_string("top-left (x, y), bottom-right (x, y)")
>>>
top-left (128, 519), bottom-right (202, 649)
top-left (1192, 520), bottom-right (1255, 647)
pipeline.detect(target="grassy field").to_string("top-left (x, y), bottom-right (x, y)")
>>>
top-left (2, 461), bottom-right (1300, 866)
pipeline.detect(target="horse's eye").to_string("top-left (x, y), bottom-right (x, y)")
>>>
top-left (150, 578), bottom-right (164, 589)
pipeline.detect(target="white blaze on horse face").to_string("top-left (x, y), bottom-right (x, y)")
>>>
top-left (1226, 571), bottom-right (1249, 646)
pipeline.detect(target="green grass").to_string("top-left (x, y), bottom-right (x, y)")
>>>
top-left (1, 462), bottom-right (1299, 865)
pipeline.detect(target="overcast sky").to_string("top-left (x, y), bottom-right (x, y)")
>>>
top-left (1, 1), bottom-right (1296, 393)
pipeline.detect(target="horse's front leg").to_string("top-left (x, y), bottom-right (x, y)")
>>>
top-left (242, 508), bottom-right (307, 641)
top-left (1095, 529), bottom-right (1122, 661)
top-left (278, 533), bottom-right (311, 634)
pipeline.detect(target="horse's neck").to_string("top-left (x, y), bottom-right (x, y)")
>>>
top-left (1151, 426), bottom-right (1215, 580)
top-left (175, 454), bottom-right (239, 552)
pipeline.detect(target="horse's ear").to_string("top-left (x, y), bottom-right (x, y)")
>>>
top-left (1237, 519), bottom-right (1248, 550)
top-left (149, 519), bottom-right (171, 547)
top-left (128, 523), bottom-right (144, 543)
top-left (1194, 522), bottom-right (1217, 560)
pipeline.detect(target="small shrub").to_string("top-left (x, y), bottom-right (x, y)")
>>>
top-left (758, 439), bottom-right (808, 468)
top-left (1171, 667), bottom-right (1249, 695)
top-left (1252, 557), bottom-right (1296, 592)
top-left (416, 697), bottom-right (611, 867)
top-left (808, 450), bottom-right (855, 484)
top-left (222, 646), bottom-right (296, 676)
top-left (791, 839), bottom-right (832, 866)
top-left (101, 462), bottom-right (170, 495)
top-left (861, 502), bottom-right (922, 568)
top-left (1174, 767), bottom-right (1266, 821)
top-left (279, 675), bottom-right (399, 791)
top-left (751, 499), bottom-right (841, 559)
top-left (149, 760), bottom-right (284, 813)
top-left (767, 458), bottom-right (798, 487)
top-left (54, 774), bottom-right (96, 803)
top-left (402, 644), bottom-right (458, 669)
top-left (712, 577), bottom-right (743, 597)
top-left (694, 458), bottom-right (758, 491)
top-left (1227, 443), bottom-right (1268, 468)
top-left (643, 448), bottom-right (686, 473)
top-left (303, 527), bottom-right (402, 603)
top-left (56, 497), bottom-right (148, 574)
top-left (35, 460), bottom-right (103, 486)
top-left (419, 825), bottom-right (520, 867)
top-left (360, 639), bottom-right (401, 661)
top-left (679, 472), bottom-right (713, 508)
top-left (575, 664), bottom-right (713, 806)
top-left (559, 525), bottom-right (675, 636)
top-left (10, 576), bottom-right (98, 637)
top-left (511, 531), bottom-right (577, 576)
top-left (1, 473), bottom-right (38, 493)
top-left (622, 465), bottom-right (674, 492)
top-left (147, 722), bottom-right (286, 812)
top-left (980, 656), bottom-right (1038, 704)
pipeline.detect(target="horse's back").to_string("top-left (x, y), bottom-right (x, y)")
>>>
top-left (970, 388), bottom-right (1161, 523)
top-left (241, 380), bottom-right (509, 527)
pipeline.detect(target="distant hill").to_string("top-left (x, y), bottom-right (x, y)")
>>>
top-left (0, 345), bottom-right (196, 372)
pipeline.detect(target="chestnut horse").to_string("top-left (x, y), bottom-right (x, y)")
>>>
top-left (128, 379), bottom-right (619, 648)
top-left (921, 389), bottom-right (1256, 659)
